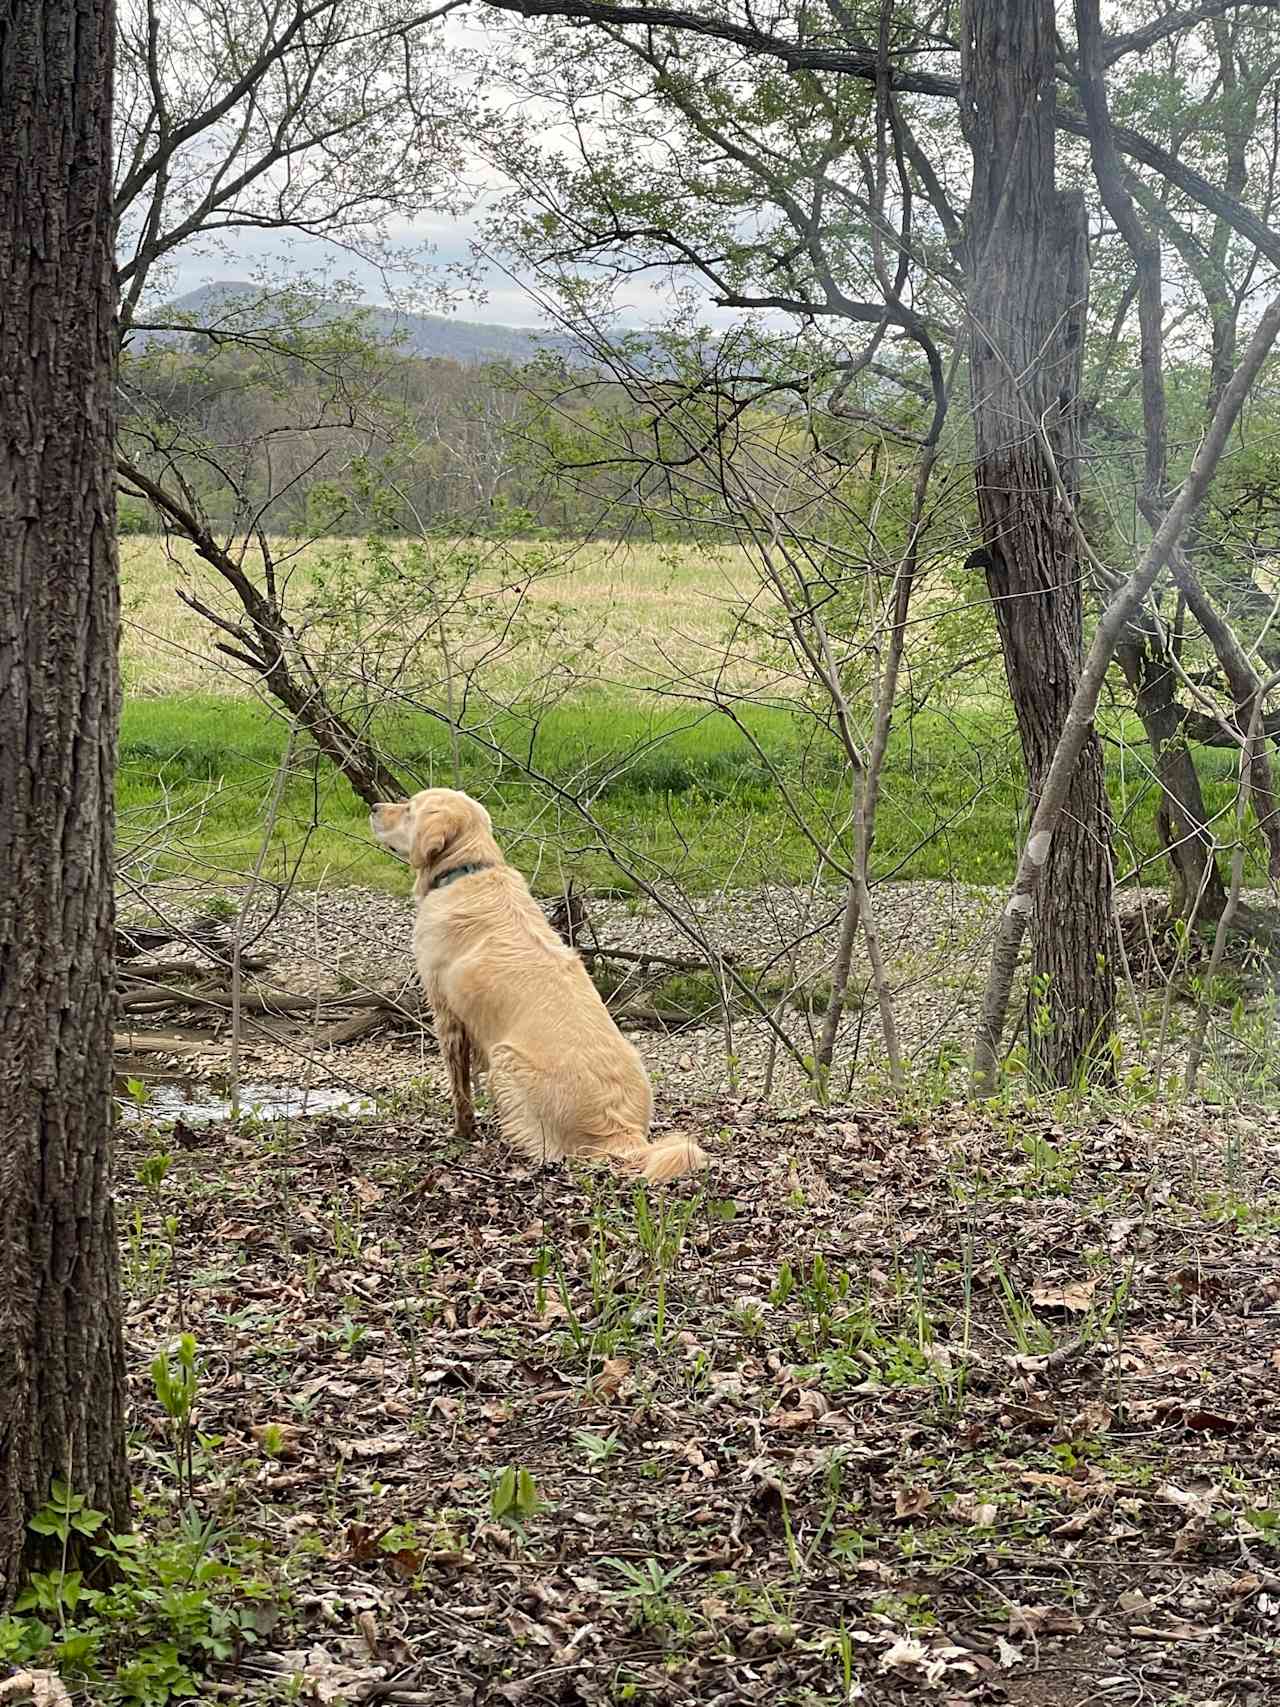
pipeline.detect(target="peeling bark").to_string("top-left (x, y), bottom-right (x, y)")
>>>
top-left (962, 0), bottom-right (1115, 1085)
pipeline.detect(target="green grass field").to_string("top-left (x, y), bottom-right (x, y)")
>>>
top-left (118, 690), bottom-right (1255, 898)
top-left (117, 537), bottom-right (1259, 898)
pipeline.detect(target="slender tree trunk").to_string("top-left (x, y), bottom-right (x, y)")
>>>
top-left (1075, 0), bottom-right (1228, 923)
top-left (1171, 556), bottom-right (1280, 881)
top-left (962, 0), bottom-right (1115, 1085)
top-left (973, 290), bottom-right (1280, 1091)
top-left (1115, 634), bottom-right (1227, 920)
top-left (0, 0), bottom-right (129, 1602)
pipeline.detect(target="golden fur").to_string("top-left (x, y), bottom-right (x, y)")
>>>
top-left (370, 788), bottom-right (708, 1183)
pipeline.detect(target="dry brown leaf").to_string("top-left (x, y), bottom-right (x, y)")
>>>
top-left (593, 1356), bottom-right (632, 1400)
top-left (879, 1637), bottom-right (977, 1684)
top-left (1158, 1481), bottom-right (1217, 1521)
top-left (1021, 1470), bottom-right (1076, 1492)
top-left (1008, 1604), bottom-right (1084, 1637)
top-left (334, 1434), bottom-right (408, 1461)
top-left (769, 1389), bottom-right (829, 1431)
top-left (1052, 1506), bottom-right (1096, 1537)
top-left (0, 1673), bottom-right (73, 1706)
top-left (1183, 1408), bottom-right (1240, 1435)
top-left (1227, 1572), bottom-right (1263, 1597)
top-left (345, 1522), bottom-right (387, 1562)
top-left (893, 1485), bottom-right (935, 1520)
top-left (296, 1647), bottom-right (379, 1704)
top-left (1167, 1266), bottom-right (1222, 1302)
top-left (951, 1491), bottom-right (998, 1528)
top-left (1107, 1217), bottom-right (1136, 1248)
top-left (356, 1610), bottom-right (380, 1657)
top-left (1173, 1520), bottom-right (1211, 1557)
top-left (1069, 1400), bottom-right (1113, 1435)
top-left (879, 1637), bottom-right (930, 1675)
top-left (1031, 1278), bottom-right (1098, 1313)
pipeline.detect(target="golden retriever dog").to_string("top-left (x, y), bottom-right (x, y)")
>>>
top-left (370, 788), bottom-right (708, 1183)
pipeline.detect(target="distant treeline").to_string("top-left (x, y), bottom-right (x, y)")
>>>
top-left (117, 336), bottom-right (740, 541)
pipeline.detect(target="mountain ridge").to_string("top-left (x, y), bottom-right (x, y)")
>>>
top-left (128, 279), bottom-right (576, 366)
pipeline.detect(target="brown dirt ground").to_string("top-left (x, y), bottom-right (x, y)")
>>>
top-left (112, 1093), bottom-right (1280, 1705)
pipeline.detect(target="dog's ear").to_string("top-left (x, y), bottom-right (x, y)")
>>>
top-left (409, 798), bottom-right (467, 869)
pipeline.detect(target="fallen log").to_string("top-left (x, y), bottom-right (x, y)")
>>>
top-left (577, 943), bottom-right (740, 974)
top-left (113, 1029), bottom-right (212, 1058)
top-left (119, 953), bottom-right (271, 979)
top-left (609, 999), bottom-right (706, 1028)
top-left (310, 1012), bottom-right (394, 1047)
top-left (116, 979), bottom-right (412, 1017)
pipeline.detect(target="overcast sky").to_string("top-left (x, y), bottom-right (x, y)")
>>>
top-left (161, 207), bottom-right (746, 332)
top-left (162, 219), bottom-right (544, 325)
top-left (153, 7), bottom-right (744, 333)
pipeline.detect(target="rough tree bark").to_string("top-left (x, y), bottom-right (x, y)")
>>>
top-left (973, 289), bottom-right (1280, 1092)
top-left (961, 0), bottom-right (1116, 1084)
top-left (0, 0), bottom-right (130, 1602)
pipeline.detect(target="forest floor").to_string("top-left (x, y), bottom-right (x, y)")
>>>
top-left (106, 1090), bottom-right (1280, 1706)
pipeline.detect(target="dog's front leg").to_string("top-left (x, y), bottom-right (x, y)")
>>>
top-left (432, 998), bottom-right (476, 1139)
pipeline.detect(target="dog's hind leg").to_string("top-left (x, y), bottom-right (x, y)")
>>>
top-left (430, 992), bottom-right (476, 1139)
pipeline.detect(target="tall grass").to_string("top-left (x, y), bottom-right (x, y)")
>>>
top-left (118, 533), bottom-right (763, 698)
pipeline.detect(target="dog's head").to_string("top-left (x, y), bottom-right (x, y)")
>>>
top-left (369, 787), bottom-right (494, 877)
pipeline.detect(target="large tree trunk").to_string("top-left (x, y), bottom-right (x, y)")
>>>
top-left (961, 0), bottom-right (1116, 1085)
top-left (0, 0), bottom-right (129, 1603)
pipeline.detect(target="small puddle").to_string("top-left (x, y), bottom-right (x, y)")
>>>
top-left (116, 1076), bottom-right (375, 1126)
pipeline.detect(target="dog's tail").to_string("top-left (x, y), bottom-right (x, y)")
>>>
top-left (638, 1130), bottom-right (709, 1182)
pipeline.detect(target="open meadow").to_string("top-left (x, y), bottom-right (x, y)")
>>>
top-left (118, 534), bottom-right (771, 701)
top-left (117, 534), bottom-right (1252, 898)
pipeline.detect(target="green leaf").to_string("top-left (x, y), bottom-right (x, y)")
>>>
top-left (516, 1469), bottom-right (540, 1515)
top-left (55, 1630), bottom-right (99, 1666)
top-left (490, 1466), bottom-right (517, 1519)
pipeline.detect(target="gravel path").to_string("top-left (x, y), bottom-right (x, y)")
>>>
top-left (119, 875), bottom-right (1273, 1111)
top-left (120, 876), bottom-right (1000, 1107)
